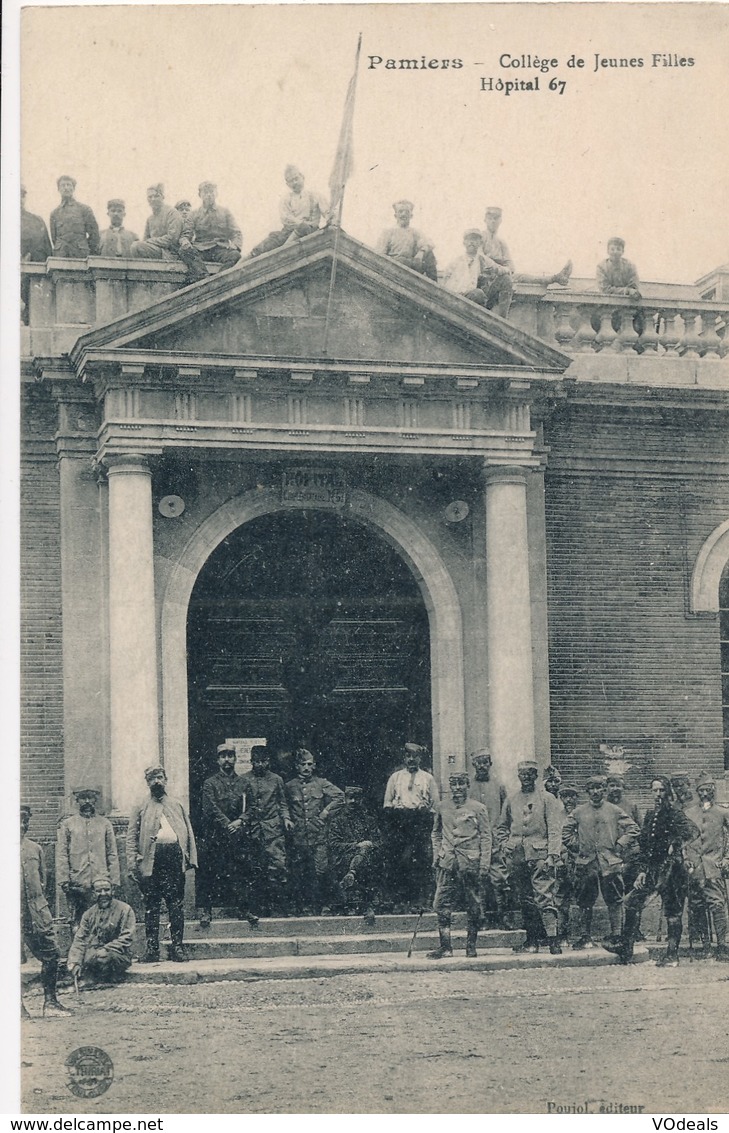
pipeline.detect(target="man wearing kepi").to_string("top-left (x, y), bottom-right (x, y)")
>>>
top-left (684, 771), bottom-right (729, 961)
top-left (197, 743), bottom-right (256, 929)
top-left (56, 786), bottom-right (120, 931)
top-left (21, 805), bottom-right (72, 1017)
top-left (428, 772), bottom-right (491, 959)
top-left (497, 759), bottom-right (564, 954)
top-left (562, 774), bottom-right (640, 949)
top-left (604, 776), bottom-right (697, 966)
top-left (383, 742), bottom-right (439, 912)
top-left (469, 748), bottom-right (511, 928)
top-left (126, 765), bottom-right (197, 962)
top-left (240, 746), bottom-right (292, 917)
top-left (67, 876), bottom-right (136, 985)
top-left (285, 748), bottom-right (344, 915)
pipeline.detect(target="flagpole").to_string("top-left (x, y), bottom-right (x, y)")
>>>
top-left (322, 33), bottom-right (362, 356)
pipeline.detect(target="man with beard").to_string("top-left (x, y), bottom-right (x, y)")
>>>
top-left (21, 806), bottom-right (73, 1017)
top-left (285, 748), bottom-right (344, 915)
top-left (497, 759), bottom-right (564, 954)
top-left (67, 876), bottom-right (136, 985)
top-left (328, 787), bottom-right (382, 925)
top-left (684, 772), bottom-right (729, 961)
top-left (126, 766), bottom-right (197, 962)
top-left (56, 787), bottom-right (120, 931)
top-left (428, 773), bottom-right (491, 959)
top-left (563, 775), bottom-right (640, 948)
top-left (383, 743), bottom-right (439, 913)
top-left (604, 776), bottom-right (698, 966)
top-left (197, 744), bottom-right (257, 929)
top-left (469, 748), bottom-right (511, 927)
top-left (240, 746), bottom-right (292, 917)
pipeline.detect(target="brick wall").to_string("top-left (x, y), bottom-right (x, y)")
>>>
top-left (20, 388), bottom-right (64, 849)
top-left (544, 403), bottom-right (729, 802)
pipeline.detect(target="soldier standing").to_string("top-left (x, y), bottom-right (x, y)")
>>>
top-left (50, 175), bottom-right (100, 257)
top-left (555, 785), bottom-right (579, 943)
top-left (239, 746), bottom-right (292, 918)
top-left (428, 772), bottom-right (491, 959)
top-left (56, 787), bottom-right (120, 931)
top-left (285, 749), bottom-right (344, 915)
top-left (497, 759), bottom-right (564, 954)
top-left (383, 743), bottom-right (439, 913)
top-left (21, 806), bottom-right (72, 1017)
top-left (469, 748), bottom-right (511, 927)
top-left (197, 744), bottom-right (257, 929)
top-left (684, 772), bottom-right (729, 961)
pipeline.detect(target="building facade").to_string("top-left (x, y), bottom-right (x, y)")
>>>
top-left (20, 230), bottom-right (729, 862)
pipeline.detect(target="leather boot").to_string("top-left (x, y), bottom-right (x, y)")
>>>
top-left (572, 907), bottom-right (594, 949)
top-left (656, 917), bottom-right (681, 967)
top-left (466, 919), bottom-right (479, 958)
top-left (427, 923), bottom-right (453, 959)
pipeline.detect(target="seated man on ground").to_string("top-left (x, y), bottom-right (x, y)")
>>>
top-left (328, 786), bottom-right (382, 926)
top-left (442, 229), bottom-right (512, 311)
top-left (190, 181), bottom-right (242, 267)
top-left (376, 200), bottom-right (438, 281)
top-left (250, 166), bottom-right (327, 257)
top-left (481, 205), bottom-right (572, 318)
top-left (67, 876), bottom-right (136, 985)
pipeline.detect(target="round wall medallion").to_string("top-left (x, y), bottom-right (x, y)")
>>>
top-left (444, 500), bottom-right (470, 523)
top-left (158, 494), bottom-right (186, 518)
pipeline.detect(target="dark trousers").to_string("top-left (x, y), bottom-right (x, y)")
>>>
top-left (251, 224), bottom-right (319, 257)
top-left (246, 836), bottom-right (288, 916)
top-left (22, 912), bottom-right (60, 996)
top-left (139, 843), bottom-right (186, 951)
top-left (624, 861), bottom-right (687, 949)
top-left (688, 876), bottom-right (729, 946)
top-left (433, 866), bottom-right (484, 930)
top-left (198, 245), bottom-right (241, 267)
top-left (196, 836), bottom-right (249, 915)
top-left (508, 848), bottom-right (558, 938)
top-left (65, 884), bottom-right (95, 931)
top-left (574, 864), bottom-right (624, 909)
top-left (335, 843), bottom-right (379, 914)
top-left (385, 809), bottom-right (434, 909)
top-left (289, 840), bottom-right (331, 913)
top-left (83, 947), bottom-right (132, 982)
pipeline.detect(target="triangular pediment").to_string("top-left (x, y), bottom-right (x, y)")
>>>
top-left (70, 229), bottom-right (570, 375)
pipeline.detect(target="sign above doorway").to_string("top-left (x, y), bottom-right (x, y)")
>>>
top-left (281, 468), bottom-right (347, 508)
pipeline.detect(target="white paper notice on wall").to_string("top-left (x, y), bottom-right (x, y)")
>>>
top-left (226, 737), bottom-right (266, 776)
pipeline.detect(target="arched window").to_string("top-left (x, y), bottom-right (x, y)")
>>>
top-left (721, 562), bottom-right (729, 770)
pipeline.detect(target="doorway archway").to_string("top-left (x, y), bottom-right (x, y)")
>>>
top-left (160, 487), bottom-right (465, 806)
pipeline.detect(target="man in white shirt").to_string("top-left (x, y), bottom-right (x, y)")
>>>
top-left (250, 165), bottom-right (327, 256)
top-left (443, 228), bottom-right (512, 311)
top-left (382, 743), bottom-right (439, 912)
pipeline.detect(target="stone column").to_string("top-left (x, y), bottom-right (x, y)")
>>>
top-left (484, 464), bottom-right (536, 784)
top-left (107, 453), bottom-right (159, 813)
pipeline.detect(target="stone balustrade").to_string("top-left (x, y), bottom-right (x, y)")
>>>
top-left (21, 259), bottom-right (729, 381)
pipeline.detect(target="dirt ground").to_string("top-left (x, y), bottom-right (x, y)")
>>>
top-left (20, 962), bottom-right (729, 1114)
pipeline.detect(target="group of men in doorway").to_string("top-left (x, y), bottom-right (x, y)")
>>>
top-left (21, 747), bottom-right (729, 1016)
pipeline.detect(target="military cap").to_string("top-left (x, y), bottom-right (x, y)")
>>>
top-left (344, 785), bottom-right (363, 798)
top-left (144, 764), bottom-right (166, 780)
top-left (449, 772), bottom-right (470, 785)
top-left (56, 175), bottom-right (77, 189)
top-left (606, 773), bottom-right (624, 785)
top-left (295, 748), bottom-right (314, 762)
top-left (92, 874), bottom-right (112, 889)
top-left (585, 774), bottom-right (608, 789)
top-left (559, 785), bottom-right (579, 798)
top-left (471, 747), bottom-right (492, 763)
top-left (463, 228), bottom-right (482, 240)
top-left (404, 742), bottom-right (426, 754)
top-left (544, 765), bottom-right (562, 782)
top-left (484, 205), bottom-right (502, 214)
top-left (198, 181), bottom-right (216, 194)
top-left (107, 198), bottom-right (125, 210)
top-left (147, 183), bottom-right (165, 196)
top-left (175, 200), bottom-right (192, 211)
top-left (217, 743), bottom-right (236, 754)
top-left (393, 199), bottom-right (415, 212)
top-left (696, 771), bottom-right (715, 788)
top-left (670, 773), bottom-right (691, 787)
top-left (517, 759), bottom-right (538, 771)
top-left (73, 786), bottom-right (101, 797)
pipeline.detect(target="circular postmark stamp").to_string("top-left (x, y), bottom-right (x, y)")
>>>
top-left (65, 1047), bottom-right (114, 1099)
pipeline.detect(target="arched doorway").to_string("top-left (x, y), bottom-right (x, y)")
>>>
top-left (186, 510), bottom-right (432, 815)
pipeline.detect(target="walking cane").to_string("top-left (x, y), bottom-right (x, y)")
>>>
top-left (73, 971), bottom-right (80, 1001)
top-left (407, 909), bottom-right (424, 958)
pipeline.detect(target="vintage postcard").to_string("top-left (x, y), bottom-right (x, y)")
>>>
top-left (9, 0), bottom-right (729, 1117)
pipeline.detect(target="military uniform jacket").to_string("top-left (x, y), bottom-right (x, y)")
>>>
top-left (469, 778), bottom-right (507, 829)
top-left (21, 209), bottom-right (52, 261)
top-left (285, 776), bottom-right (344, 848)
top-left (201, 770), bottom-right (247, 839)
top-left (432, 798), bottom-right (492, 874)
top-left (68, 899), bottom-right (136, 968)
top-left (684, 803), bottom-right (729, 881)
top-left (562, 802), bottom-right (641, 875)
top-left (637, 803), bottom-right (698, 874)
top-left (50, 199), bottom-right (100, 256)
top-left (126, 794), bottom-right (198, 879)
top-left (21, 836), bottom-right (54, 933)
top-left (239, 770), bottom-right (290, 842)
top-left (56, 814), bottom-right (121, 889)
top-left (497, 788), bottom-right (563, 860)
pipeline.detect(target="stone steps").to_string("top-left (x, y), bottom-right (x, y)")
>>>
top-left (169, 928), bottom-right (523, 960)
top-left (185, 911), bottom-right (474, 938)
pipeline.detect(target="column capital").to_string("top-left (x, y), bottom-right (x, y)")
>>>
top-left (104, 452), bottom-right (153, 477)
top-left (481, 462), bottom-right (529, 487)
